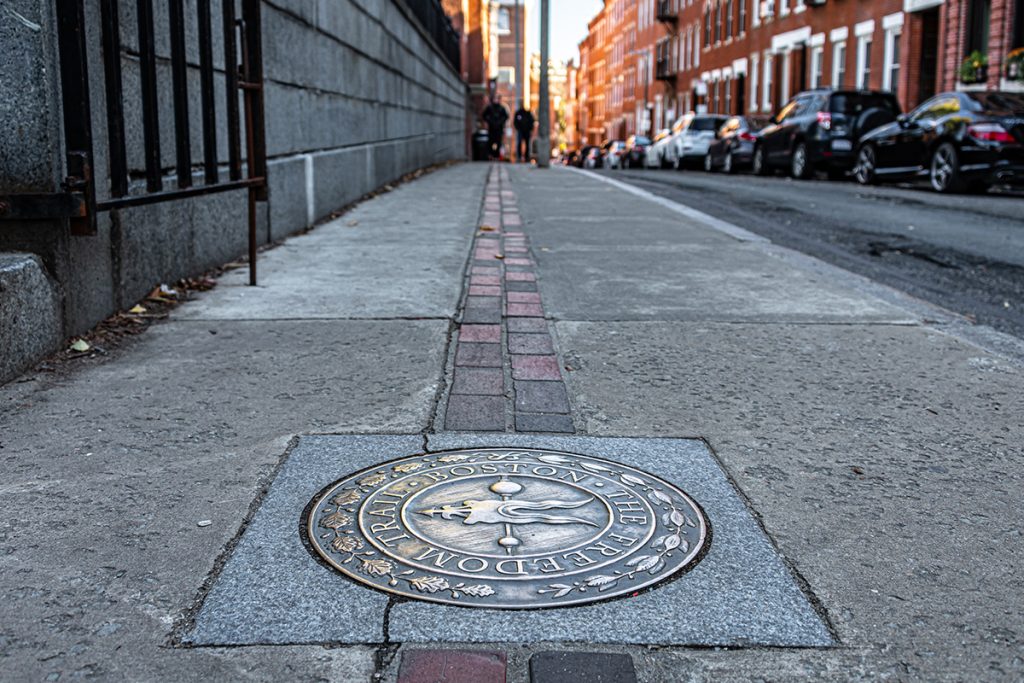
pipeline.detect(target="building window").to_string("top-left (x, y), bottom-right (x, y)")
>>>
top-left (738, 0), bottom-right (746, 33)
top-left (497, 8), bottom-right (510, 33)
top-left (726, 0), bottom-right (734, 39)
top-left (856, 35), bottom-right (872, 89)
top-left (724, 76), bottom-right (732, 113)
top-left (967, 0), bottom-right (991, 54)
top-left (1014, 0), bottom-right (1024, 50)
top-left (883, 27), bottom-right (901, 91)
top-left (750, 53), bottom-right (760, 110)
top-left (694, 22), bottom-right (701, 66)
top-left (780, 0), bottom-right (790, 15)
top-left (705, 6), bottom-right (712, 46)
top-left (781, 51), bottom-right (791, 103)
top-left (714, 2), bottom-right (721, 43)
top-left (763, 53), bottom-right (773, 111)
top-left (810, 45), bottom-right (824, 88)
top-left (832, 41), bottom-right (847, 87)
top-left (751, 0), bottom-right (760, 26)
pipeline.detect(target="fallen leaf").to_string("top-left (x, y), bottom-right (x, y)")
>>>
top-left (851, 466), bottom-right (865, 475)
top-left (347, 220), bottom-right (359, 227)
top-left (128, 305), bottom-right (146, 314)
top-left (480, 225), bottom-right (497, 232)
top-left (494, 254), bottom-right (505, 260)
top-left (70, 339), bottom-right (90, 352)
top-left (197, 520), bottom-right (212, 527)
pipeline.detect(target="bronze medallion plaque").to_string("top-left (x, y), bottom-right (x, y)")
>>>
top-left (304, 448), bottom-right (709, 608)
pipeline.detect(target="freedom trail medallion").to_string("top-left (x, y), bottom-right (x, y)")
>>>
top-left (303, 448), bottom-right (709, 608)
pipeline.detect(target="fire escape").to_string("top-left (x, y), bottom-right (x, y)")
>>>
top-left (655, 1), bottom-right (677, 85)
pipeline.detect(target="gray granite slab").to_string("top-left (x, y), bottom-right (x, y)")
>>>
top-left (185, 434), bottom-right (423, 645)
top-left (187, 433), bottom-right (832, 647)
top-left (398, 434), bottom-right (833, 646)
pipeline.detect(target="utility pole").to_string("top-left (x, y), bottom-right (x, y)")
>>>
top-left (537, 0), bottom-right (550, 167)
top-left (514, 0), bottom-right (522, 109)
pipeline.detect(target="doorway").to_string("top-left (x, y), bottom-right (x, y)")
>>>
top-left (917, 7), bottom-right (939, 102)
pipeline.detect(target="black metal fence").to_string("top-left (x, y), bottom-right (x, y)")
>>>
top-left (0, 0), bottom-right (268, 285)
top-left (403, 0), bottom-right (461, 72)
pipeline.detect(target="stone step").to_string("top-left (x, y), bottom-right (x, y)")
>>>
top-left (0, 253), bottom-right (61, 385)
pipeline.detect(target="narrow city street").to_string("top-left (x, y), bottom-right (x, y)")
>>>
top-left (608, 168), bottom-right (1024, 341)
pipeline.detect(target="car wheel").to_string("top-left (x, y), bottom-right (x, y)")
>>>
top-left (752, 146), bottom-right (768, 176)
top-left (675, 155), bottom-right (684, 170)
top-left (704, 154), bottom-right (714, 172)
top-left (790, 142), bottom-right (811, 180)
top-left (853, 145), bottom-right (877, 185)
top-left (930, 142), bottom-right (966, 193)
top-left (723, 153), bottom-right (734, 174)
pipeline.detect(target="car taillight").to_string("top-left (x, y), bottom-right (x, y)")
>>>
top-left (816, 112), bottom-right (832, 131)
top-left (738, 131), bottom-right (757, 141)
top-left (968, 123), bottom-right (1015, 143)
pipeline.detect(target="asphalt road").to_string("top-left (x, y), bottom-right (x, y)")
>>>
top-left (607, 167), bottom-right (1024, 340)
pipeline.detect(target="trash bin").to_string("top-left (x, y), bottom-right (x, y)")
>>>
top-left (472, 129), bottom-right (491, 161)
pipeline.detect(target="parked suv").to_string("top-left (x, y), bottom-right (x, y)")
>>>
top-left (854, 91), bottom-right (1024, 193)
top-left (664, 114), bottom-right (729, 169)
top-left (753, 89), bottom-right (901, 179)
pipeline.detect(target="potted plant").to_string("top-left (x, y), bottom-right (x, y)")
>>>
top-left (960, 51), bottom-right (988, 84)
top-left (1006, 47), bottom-right (1024, 81)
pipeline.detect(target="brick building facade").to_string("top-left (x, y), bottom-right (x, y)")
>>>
top-left (575, 0), bottom-right (1024, 145)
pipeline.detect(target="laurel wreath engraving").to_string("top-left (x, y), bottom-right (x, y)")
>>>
top-left (319, 498), bottom-right (497, 601)
top-left (537, 463), bottom-right (700, 600)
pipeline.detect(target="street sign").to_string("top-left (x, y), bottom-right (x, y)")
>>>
top-left (304, 448), bottom-right (709, 609)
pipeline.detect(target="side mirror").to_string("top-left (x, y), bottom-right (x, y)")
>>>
top-left (898, 114), bottom-right (916, 129)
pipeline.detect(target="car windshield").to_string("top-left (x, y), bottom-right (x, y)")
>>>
top-left (689, 117), bottom-right (725, 131)
top-left (745, 116), bottom-right (770, 131)
top-left (634, 136), bottom-right (652, 145)
top-left (829, 93), bottom-right (900, 116)
top-left (965, 92), bottom-right (1024, 113)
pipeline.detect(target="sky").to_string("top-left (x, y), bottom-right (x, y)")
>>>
top-left (527, 0), bottom-right (604, 65)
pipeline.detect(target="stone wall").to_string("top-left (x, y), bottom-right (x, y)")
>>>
top-left (0, 0), bottom-right (467, 383)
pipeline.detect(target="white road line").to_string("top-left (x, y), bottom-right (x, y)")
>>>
top-left (563, 166), bottom-right (771, 244)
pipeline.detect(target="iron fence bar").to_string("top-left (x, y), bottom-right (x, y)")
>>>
top-left (55, 0), bottom-right (96, 235)
top-left (222, 0), bottom-right (242, 181)
top-left (168, 0), bottom-right (192, 188)
top-left (197, 0), bottom-right (219, 185)
top-left (241, 0), bottom-right (267, 201)
top-left (99, 0), bottom-right (127, 199)
top-left (136, 0), bottom-right (162, 192)
top-left (96, 177), bottom-right (264, 210)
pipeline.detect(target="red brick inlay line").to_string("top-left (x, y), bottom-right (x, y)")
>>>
top-left (443, 164), bottom-right (574, 434)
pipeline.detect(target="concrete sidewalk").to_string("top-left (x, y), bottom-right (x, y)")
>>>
top-left (1, 162), bottom-right (1021, 681)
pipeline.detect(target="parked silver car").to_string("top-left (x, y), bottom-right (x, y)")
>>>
top-left (663, 114), bottom-right (730, 169)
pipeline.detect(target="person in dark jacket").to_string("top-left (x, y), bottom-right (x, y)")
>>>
top-left (513, 105), bottom-right (535, 163)
top-left (481, 95), bottom-right (510, 160)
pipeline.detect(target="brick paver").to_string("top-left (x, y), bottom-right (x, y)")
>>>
top-left (398, 649), bottom-right (507, 683)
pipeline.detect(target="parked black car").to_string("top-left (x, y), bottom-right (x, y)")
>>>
top-left (704, 116), bottom-right (770, 173)
top-left (853, 91), bottom-right (1024, 193)
top-left (623, 135), bottom-right (652, 168)
top-left (753, 88), bottom-right (901, 179)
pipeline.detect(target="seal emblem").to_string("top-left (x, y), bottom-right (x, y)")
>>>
top-left (303, 448), bottom-right (709, 608)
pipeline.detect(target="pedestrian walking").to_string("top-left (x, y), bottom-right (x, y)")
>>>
top-left (482, 95), bottom-right (510, 160)
top-left (513, 104), bottom-right (535, 163)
